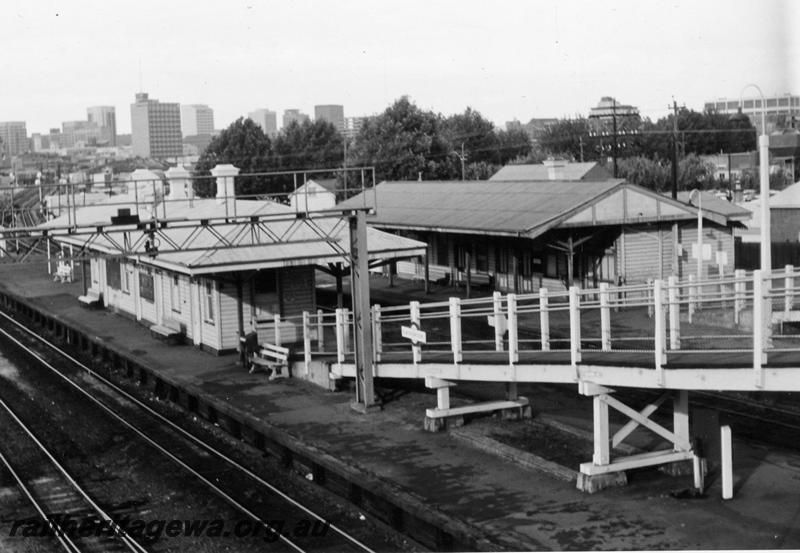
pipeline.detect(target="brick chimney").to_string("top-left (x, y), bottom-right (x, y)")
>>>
top-left (165, 164), bottom-right (192, 203)
top-left (543, 158), bottom-right (567, 180)
top-left (210, 164), bottom-right (240, 205)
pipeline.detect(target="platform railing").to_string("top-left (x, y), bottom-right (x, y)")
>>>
top-left (258, 266), bottom-right (800, 385)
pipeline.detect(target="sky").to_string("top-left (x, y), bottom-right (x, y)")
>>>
top-left (2, 0), bottom-right (797, 135)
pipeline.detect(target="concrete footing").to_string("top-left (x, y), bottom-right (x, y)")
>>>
top-left (659, 458), bottom-right (696, 477)
top-left (424, 414), bottom-right (465, 432)
top-left (502, 404), bottom-right (532, 421)
top-left (350, 401), bottom-right (382, 415)
top-left (576, 471), bottom-right (628, 493)
top-left (424, 401), bottom-right (531, 432)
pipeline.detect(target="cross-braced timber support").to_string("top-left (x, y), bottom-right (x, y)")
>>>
top-left (577, 383), bottom-right (697, 493)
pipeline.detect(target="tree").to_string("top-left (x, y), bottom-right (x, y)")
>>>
top-left (496, 127), bottom-right (533, 165)
top-left (349, 96), bottom-right (451, 181)
top-left (442, 107), bottom-right (499, 165)
top-left (538, 117), bottom-right (593, 161)
top-left (638, 108), bottom-right (757, 160)
top-left (678, 154), bottom-right (716, 190)
top-left (194, 118), bottom-right (272, 197)
top-left (273, 120), bottom-right (344, 171)
top-left (270, 120), bottom-right (345, 194)
top-left (617, 156), bottom-right (670, 191)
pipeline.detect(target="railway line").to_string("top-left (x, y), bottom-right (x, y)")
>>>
top-left (0, 308), bottom-right (393, 553)
top-left (0, 396), bottom-right (147, 553)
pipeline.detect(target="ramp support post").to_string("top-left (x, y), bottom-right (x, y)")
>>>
top-left (539, 288), bottom-right (550, 351)
top-left (449, 297), bottom-right (462, 364)
top-left (507, 294), bottom-right (519, 363)
top-left (577, 383), bottom-right (696, 493)
top-left (599, 283), bottom-right (611, 351)
top-left (668, 275), bottom-right (680, 350)
top-left (734, 269), bottom-right (745, 325)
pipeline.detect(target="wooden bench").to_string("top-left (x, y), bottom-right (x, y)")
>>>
top-left (248, 342), bottom-right (290, 380)
top-left (150, 318), bottom-right (183, 344)
top-left (54, 262), bottom-right (73, 283)
top-left (77, 289), bottom-right (102, 309)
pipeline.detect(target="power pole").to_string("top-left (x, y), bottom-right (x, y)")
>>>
top-left (454, 142), bottom-right (467, 181)
top-left (671, 99), bottom-right (679, 199)
top-left (349, 209), bottom-right (377, 413)
top-left (611, 99), bottom-right (618, 178)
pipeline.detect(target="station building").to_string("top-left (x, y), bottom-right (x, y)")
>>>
top-left (340, 179), bottom-right (748, 292)
top-left (42, 165), bottom-right (425, 354)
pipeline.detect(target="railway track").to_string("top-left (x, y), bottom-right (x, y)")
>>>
top-left (0, 396), bottom-right (147, 553)
top-left (0, 308), bottom-right (382, 553)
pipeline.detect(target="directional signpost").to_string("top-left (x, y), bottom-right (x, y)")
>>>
top-left (487, 315), bottom-right (507, 335)
top-left (401, 322), bottom-right (426, 364)
top-left (401, 323), bottom-right (427, 344)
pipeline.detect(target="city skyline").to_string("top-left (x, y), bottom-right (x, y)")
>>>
top-left (2, 0), bottom-right (797, 135)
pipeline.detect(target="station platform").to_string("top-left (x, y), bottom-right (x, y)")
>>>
top-left (2, 262), bottom-right (800, 550)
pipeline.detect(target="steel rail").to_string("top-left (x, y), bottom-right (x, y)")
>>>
top-left (0, 397), bottom-right (148, 553)
top-left (0, 310), bottom-right (376, 553)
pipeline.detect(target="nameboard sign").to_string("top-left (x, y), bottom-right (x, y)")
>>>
top-left (401, 324), bottom-right (427, 345)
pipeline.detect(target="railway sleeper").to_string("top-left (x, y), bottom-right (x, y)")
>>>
top-left (0, 301), bottom-right (486, 552)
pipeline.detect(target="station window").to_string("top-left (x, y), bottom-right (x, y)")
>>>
top-left (496, 248), bottom-right (510, 274)
top-left (171, 275), bottom-right (181, 313)
top-left (107, 259), bottom-right (121, 289)
top-left (456, 244), bottom-right (469, 271)
top-left (435, 235), bottom-right (449, 266)
top-left (121, 265), bottom-right (131, 294)
top-left (139, 271), bottom-right (154, 302)
top-left (204, 281), bottom-right (215, 323)
top-left (545, 253), bottom-right (558, 278)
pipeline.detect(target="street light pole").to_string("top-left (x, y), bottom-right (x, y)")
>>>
top-left (733, 84), bottom-right (772, 360)
top-left (739, 84), bottom-right (770, 273)
top-left (690, 189), bottom-right (703, 283)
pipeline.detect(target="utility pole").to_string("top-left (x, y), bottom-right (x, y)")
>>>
top-left (671, 99), bottom-right (679, 199)
top-left (579, 135), bottom-right (584, 162)
top-left (611, 99), bottom-right (618, 178)
top-left (343, 135), bottom-right (348, 195)
top-left (349, 209), bottom-right (377, 413)
top-left (454, 142), bottom-right (467, 181)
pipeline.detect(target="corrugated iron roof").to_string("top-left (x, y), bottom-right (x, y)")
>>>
top-left (489, 162), bottom-right (612, 181)
top-left (676, 191), bottom-right (752, 221)
top-left (44, 197), bottom-right (426, 275)
top-left (769, 180), bottom-right (800, 207)
top-left (339, 179), bottom-right (626, 236)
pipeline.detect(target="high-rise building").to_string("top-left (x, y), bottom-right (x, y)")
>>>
top-left (0, 121), bottom-right (28, 156)
top-left (48, 128), bottom-right (62, 150)
top-left (62, 120), bottom-right (101, 148)
top-left (507, 118), bottom-right (558, 144)
top-left (343, 116), bottom-right (368, 138)
top-left (704, 93), bottom-right (800, 135)
top-left (282, 109), bottom-right (310, 129)
top-left (315, 104), bottom-right (345, 133)
top-left (87, 106), bottom-right (117, 146)
top-left (131, 92), bottom-right (182, 159)
top-left (587, 97), bottom-right (641, 136)
top-left (180, 104), bottom-right (215, 137)
top-left (248, 109), bottom-right (278, 137)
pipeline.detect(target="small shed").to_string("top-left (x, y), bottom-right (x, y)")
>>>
top-left (289, 179), bottom-right (337, 212)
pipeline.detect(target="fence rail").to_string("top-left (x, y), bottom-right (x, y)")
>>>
top-left (266, 266), bottom-right (800, 386)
